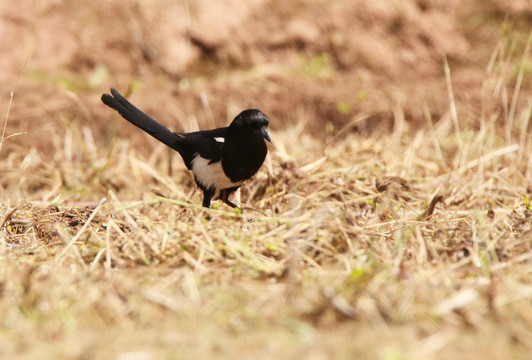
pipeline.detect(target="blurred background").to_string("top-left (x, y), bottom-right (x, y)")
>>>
top-left (0, 0), bottom-right (530, 172)
top-left (1, 3), bottom-right (531, 358)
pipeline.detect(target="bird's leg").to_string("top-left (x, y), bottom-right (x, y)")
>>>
top-left (220, 189), bottom-right (242, 212)
top-left (202, 191), bottom-right (213, 208)
top-left (201, 190), bottom-right (215, 221)
top-left (224, 199), bottom-right (239, 209)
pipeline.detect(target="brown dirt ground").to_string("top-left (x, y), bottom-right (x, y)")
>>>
top-left (1, 0), bottom-right (531, 156)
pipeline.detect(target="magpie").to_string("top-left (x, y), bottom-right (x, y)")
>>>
top-left (101, 88), bottom-right (271, 210)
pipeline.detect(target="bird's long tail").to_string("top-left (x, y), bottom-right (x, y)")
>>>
top-left (101, 88), bottom-right (178, 150)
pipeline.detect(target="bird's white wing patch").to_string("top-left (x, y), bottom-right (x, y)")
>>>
top-left (213, 137), bottom-right (225, 143)
top-left (191, 155), bottom-right (242, 196)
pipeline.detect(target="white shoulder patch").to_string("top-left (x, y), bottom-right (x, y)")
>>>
top-left (213, 137), bottom-right (225, 143)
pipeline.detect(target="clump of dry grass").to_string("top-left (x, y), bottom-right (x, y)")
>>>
top-left (1, 42), bottom-right (531, 360)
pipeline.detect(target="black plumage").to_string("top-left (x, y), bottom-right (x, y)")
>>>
top-left (101, 88), bottom-right (271, 210)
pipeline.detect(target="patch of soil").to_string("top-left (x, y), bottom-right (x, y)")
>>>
top-left (0, 0), bottom-right (530, 155)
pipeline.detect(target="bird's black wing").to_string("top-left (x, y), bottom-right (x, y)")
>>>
top-left (101, 88), bottom-right (179, 151)
top-left (102, 88), bottom-right (229, 169)
top-left (176, 127), bottom-right (228, 164)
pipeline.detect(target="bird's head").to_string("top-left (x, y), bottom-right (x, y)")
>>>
top-left (230, 109), bottom-right (272, 143)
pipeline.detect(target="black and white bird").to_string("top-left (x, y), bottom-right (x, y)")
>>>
top-left (101, 88), bottom-right (271, 210)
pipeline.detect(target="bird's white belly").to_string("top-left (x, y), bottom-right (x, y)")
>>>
top-left (191, 155), bottom-right (242, 196)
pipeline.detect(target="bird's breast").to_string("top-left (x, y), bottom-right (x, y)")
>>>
top-left (191, 155), bottom-right (243, 195)
top-left (222, 138), bottom-right (267, 183)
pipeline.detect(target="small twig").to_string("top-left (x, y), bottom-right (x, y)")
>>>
top-left (419, 194), bottom-right (445, 220)
top-left (0, 206), bottom-right (18, 230)
top-left (0, 91), bottom-right (15, 154)
top-left (55, 223), bottom-right (88, 269)
top-left (325, 114), bottom-right (369, 147)
top-left (443, 55), bottom-right (461, 144)
top-left (321, 287), bottom-right (357, 319)
top-left (108, 190), bottom-right (161, 256)
top-left (105, 218), bottom-right (113, 271)
top-left (507, 30), bottom-right (531, 143)
top-left (1, 57), bottom-right (29, 154)
top-left (456, 144), bottom-right (519, 175)
top-left (55, 198), bottom-right (107, 265)
top-left (89, 248), bottom-right (105, 272)
top-left (0, 207), bottom-right (18, 274)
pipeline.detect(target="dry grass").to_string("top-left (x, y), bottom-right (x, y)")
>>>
top-left (1, 35), bottom-right (532, 360)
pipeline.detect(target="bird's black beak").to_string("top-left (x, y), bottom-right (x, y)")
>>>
top-left (261, 127), bottom-right (272, 143)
